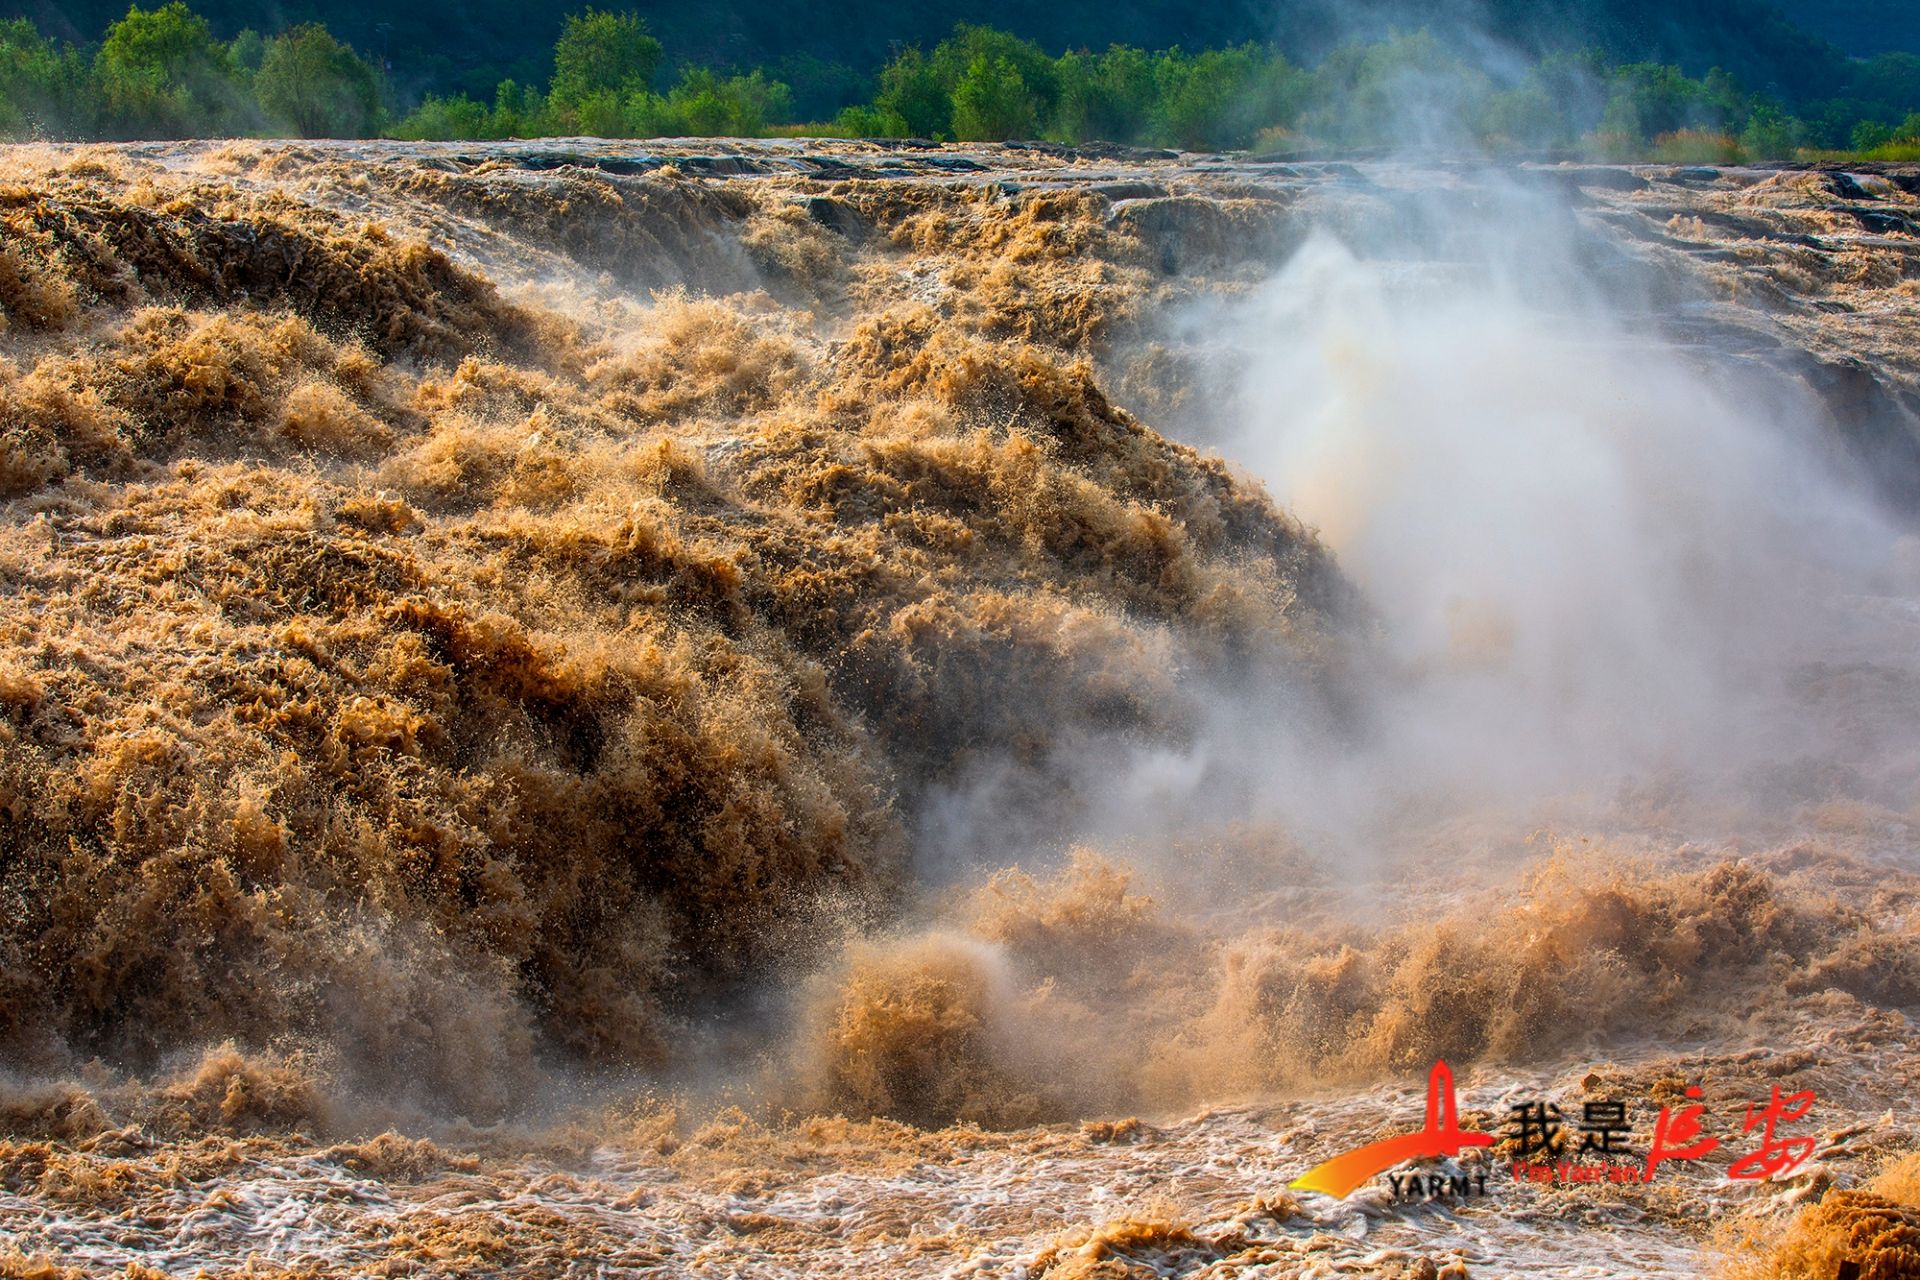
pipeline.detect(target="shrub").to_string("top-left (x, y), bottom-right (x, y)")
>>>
top-left (667, 68), bottom-right (791, 136)
top-left (1650, 127), bottom-right (1744, 163)
top-left (874, 48), bottom-right (950, 137)
top-left (254, 24), bottom-right (380, 137)
top-left (389, 93), bottom-right (493, 140)
top-left (1301, 32), bottom-right (1489, 150)
top-left (1053, 45), bottom-right (1157, 145)
top-left (1153, 45), bottom-right (1303, 151)
top-left (95, 1), bottom-right (247, 137)
top-left (834, 102), bottom-right (909, 137)
top-left (1851, 119), bottom-right (1896, 151)
top-left (0, 19), bottom-right (92, 138)
top-left (1740, 106), bottom-right (1805, 158)
top-left (950, 54), bottom-right (1036, 140)
top-left (548, 10), bottom-right (660, 111)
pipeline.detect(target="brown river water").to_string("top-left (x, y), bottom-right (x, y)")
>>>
top-left (2, 138), bottom-right (1919, 1277)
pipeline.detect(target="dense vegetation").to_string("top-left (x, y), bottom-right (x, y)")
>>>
top-left (3, 0), bottom-right (1901, 104)
top-left (3, 2), bottom-right (1920, 159)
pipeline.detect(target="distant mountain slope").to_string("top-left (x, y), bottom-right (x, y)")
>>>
top-left (1, 0), bottom-right (1870, 106)
top-left (1779, 0), bottom-right (1920, 57)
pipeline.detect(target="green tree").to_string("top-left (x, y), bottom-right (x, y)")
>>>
top-left (874, 48), bottom-right (950, 137)
top-left (666, 68), bottom-right (791, 135)
top-left (228, 28), bottom-right (265, 74)
top-left (489, 79), bottom-right (548, 136)
top-left (1302, 32), bottom-right (1489, 149)
top-left (1851, 119), bottom-right (1896, 151)
top-left (1052, 45), bottom-right (1157, 144)
top-left (254, 24), bottom-right (381, 137)
top-left (950, 53), bottom-right (1035, 139)
top-left (619, 90), bottom-right (679, 136)
top-left (95, 2), bottom-right (245, 137)
top-left (929, 26), bottom-right (1056, 104)
top-left (549, 10), bottom-right (661, 110)
top-left (389, 92), bottom-right (492, 139)
top-left (1600, 63), bottom-right (1724, 143)
top-left (871, 26), bottom-right (1060, 141)
top-left (1479, 50), bottom-right (1611, 151)
top-left (1838, 52), bottom-right (1920, 125)
top-left (767, 51), bottom-right (867, 122)
top-left (835, 102), bottom-right (909, 137)
top-left (0, 19), bottom-right (92, 138)
top-left (1739, 104), bottom-right (1805, 157)
top-left (1149, 45), bottom-right (1301, 150)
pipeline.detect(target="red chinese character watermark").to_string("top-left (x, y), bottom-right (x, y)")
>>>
top-left (1642, 1085), bottom-right (1718, 1181)
top-left (1295, 1069), bottom-right (1823, 1198)
top-left (1727, 1086), bottom-right (1818, 1181)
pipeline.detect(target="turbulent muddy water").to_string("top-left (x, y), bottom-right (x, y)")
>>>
top-left (2, 138), bottom-right (1920, 1277)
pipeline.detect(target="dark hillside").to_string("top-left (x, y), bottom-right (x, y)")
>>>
top-left (1, 0), bottom-right (1864, 107)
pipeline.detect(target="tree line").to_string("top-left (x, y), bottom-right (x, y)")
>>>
top-left (5, 4), bottom-right (1920, 160)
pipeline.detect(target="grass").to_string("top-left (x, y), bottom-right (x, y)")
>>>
top-left (1797, 140), bottom-right (1920, 163)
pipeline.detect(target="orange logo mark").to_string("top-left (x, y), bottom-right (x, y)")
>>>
top-left (1289, 1060), bottom-right (1495, 1198)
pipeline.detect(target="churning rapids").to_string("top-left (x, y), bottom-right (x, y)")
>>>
top-left (2, 138), bottom-right (1920, 1278)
